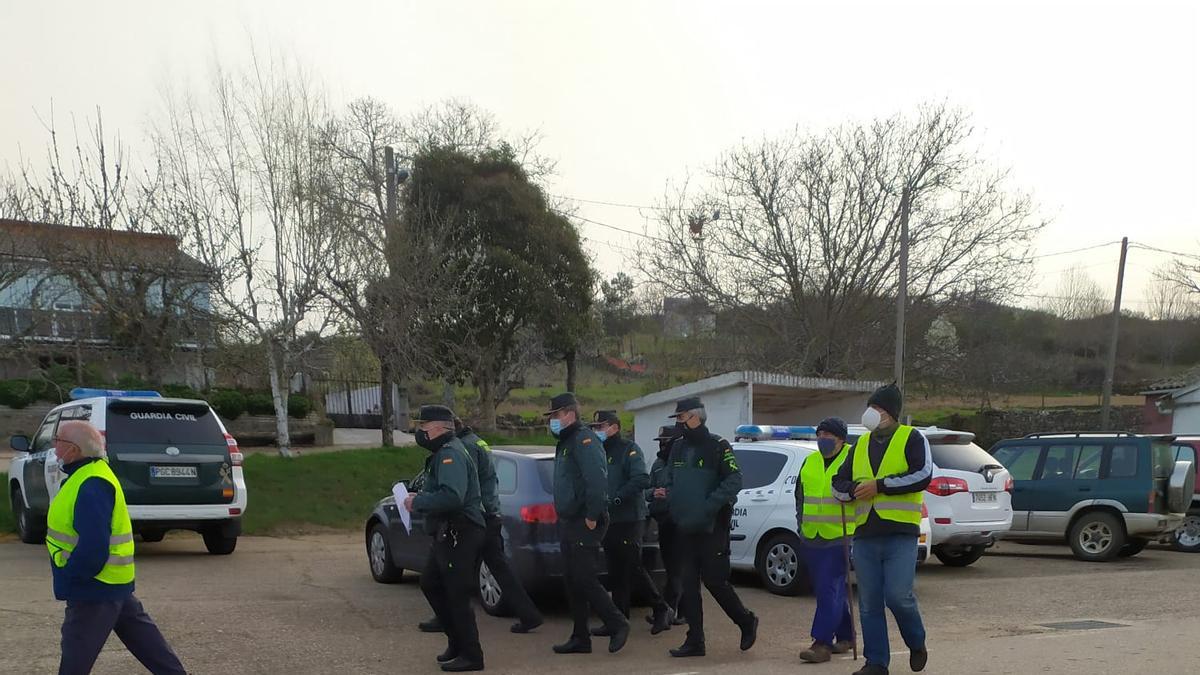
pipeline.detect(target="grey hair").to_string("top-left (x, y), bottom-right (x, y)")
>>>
top-left (59, 421), bottom-right (106, 458)
top-left (689, 408), bottom-right (707, 423)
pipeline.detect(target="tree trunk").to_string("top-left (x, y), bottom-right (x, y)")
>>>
top-left (380, 358), bottom-right (394, 448)
top-left (477, 379), bottom-right (498, 433)
top-left (266, 345), bottom-right (294, 458)
top-left (565, 349), bottom-right (578, 393)
top-left (442, 380), bottom-right (456, 409)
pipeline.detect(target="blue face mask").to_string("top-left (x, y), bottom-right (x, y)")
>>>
top-left (549, 418), bottom-right (563, 436)
top-left (817, 437), bottom-right (839, 455)
top-left (595, 429), bottom-right (608, 442)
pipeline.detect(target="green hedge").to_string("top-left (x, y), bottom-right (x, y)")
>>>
top-left (208, 389), bottom-right (247, 421)
top-left (245, 392), bottom-right (275, 416)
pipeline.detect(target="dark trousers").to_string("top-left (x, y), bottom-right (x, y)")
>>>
top-left (602, 520), bottom-right (666, 618)
top-left (59, 593), bottom-right (185, 675)
top-left (802, 543), bottom-right (854, 646)
top-left (421, 522), bottom-right (486, 663)
top-left (656, 518), bottom-right (683, 614)
top-left (677, 522), bottom-right (753, 645)
top-left (559, 517), bottom-right (627, 640)
top-left (482, 515), bottom-right (542, 624)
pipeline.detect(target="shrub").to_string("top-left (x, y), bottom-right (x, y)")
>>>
top-left (245, 392), bottom-right (275, 416)
top-left (208, 389), bottom-right (247, 421)
top-left (162, 383), bottom-right (201, 400)
top-left (287, 394), bottom-right (312, 419)
top-left (115, 374), bottom-right (150, 390)
top-left (0, 380), bottom-right (40, 409)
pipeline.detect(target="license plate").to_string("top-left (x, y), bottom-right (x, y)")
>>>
top-left (973, 492), bottom-right (998, 503)
top-left (151, 465), bottom-right (197, 479)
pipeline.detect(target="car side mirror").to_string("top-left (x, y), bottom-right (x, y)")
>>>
top-left (10, 435), bottom-right (30, 453)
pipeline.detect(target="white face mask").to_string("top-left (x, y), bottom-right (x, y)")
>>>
top-left (862, 407), bottom-right (882, 431)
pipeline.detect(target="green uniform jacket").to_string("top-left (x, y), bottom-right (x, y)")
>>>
top-left (603, 435), bottom-right (650, 523)
top-left (553, 422), bottom-right (608, 522)
top-left (458, 429), bottom-right (499, 518)
top-left (646, 452), bottom-right (671, 520)
top-left (664, 427), bottom-right (743, 534)
top-left (412, 436), bottom-right (485, 534)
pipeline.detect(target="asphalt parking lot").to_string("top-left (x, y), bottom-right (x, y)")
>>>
top-left (3, 534), bottom-right (1199, 674)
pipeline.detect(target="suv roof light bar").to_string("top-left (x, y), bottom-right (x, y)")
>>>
top-left (70, 388), bottom-right (163, 400)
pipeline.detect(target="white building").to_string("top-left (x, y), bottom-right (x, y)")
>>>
top-left (624, 370), bottom-right (882, 451)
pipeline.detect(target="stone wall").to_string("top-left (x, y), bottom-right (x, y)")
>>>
top-left (914, 406), bottom-right (1145, 449)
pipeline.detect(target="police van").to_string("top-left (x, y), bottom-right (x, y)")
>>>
top-left (7, 388), bottom-right (247, 554)
top-left (728, 425), bottom-right (931, 596)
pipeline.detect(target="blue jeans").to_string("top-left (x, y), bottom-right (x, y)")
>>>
top-left (852, 534), bottom-right (926, 668)
top-left (802, 543), bottom-right (854, 646)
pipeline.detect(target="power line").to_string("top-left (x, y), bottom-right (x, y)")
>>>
top-left (1028, 241), bottom-right (1122, 260)
top-left (1129, 242), bottom-right (1200, 262)
top-left (551, 194), bottom-right (669, 211)
top-left (561, 210), bottom-right (674, 245)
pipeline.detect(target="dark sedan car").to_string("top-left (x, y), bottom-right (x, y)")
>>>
top-left (364, 448), bottom-right (665, 615)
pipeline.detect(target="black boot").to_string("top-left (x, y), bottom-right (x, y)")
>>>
top-left (608, 622), bottom-right (630, 653)
top-left (650, 606), bottom-right (672, 635)
top-left (436, 647), bottom-right (459, 664)
top-left (669, 641), bottom-right (706, 658)
top-left (419, 617), bottom-right (444, 633)
top-left (739, 613), bottom-right (759, 651)
top-left (511, 617), bottom-right (543, 634)
top-left (911, 647), bottom-right (929, 672)
top-left (552, 637), bottom-right (592, 654)
top-left (589, 625), bottom-right (615, 637)
top-left (853, 664), bottom-right (889, 675)
top-left (440, 656), bottom-right (484, 672)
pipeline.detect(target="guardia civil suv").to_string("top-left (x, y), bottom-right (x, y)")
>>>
top-left (8, 389), bottom-right (247, 554)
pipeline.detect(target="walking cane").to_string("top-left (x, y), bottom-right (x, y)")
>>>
top-left (840, 501), bottom-right (858, 661)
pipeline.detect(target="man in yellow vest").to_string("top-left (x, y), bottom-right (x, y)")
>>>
top-left (832, 384), bottom-right (930, 675)
top-left (794, 417), bottom-right (855, 663)
top-left (46, 420), bottom-right (185, 675)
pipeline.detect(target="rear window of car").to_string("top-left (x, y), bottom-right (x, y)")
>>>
top-left (732, 448), bottom-right (788, 489)
top-left (496, 457), bottom-right (518, 495)
top-left (106, 400), bottom-right (225, 446)
top-left (537, 458), bottom-right (554, 494)
top-left (1152, 442), bottom-right (1176, 479)
top-left (929, 441), bottom-right (1002, 473)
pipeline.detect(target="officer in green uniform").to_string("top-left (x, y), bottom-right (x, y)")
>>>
top-left (588, 410), bottom-right (672, 634)
top-left (405, 405), bottom-right (487, 672)
top-left (662, 396), bottom-right (759, 657)
top-left (545, 393), bottom-right (630, 655)
top-left (647, 424), bottom-right (686, 626)
top-left (417, 418), bottom-right (544, 636)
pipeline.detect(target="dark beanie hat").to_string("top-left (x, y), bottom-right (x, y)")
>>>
top-left (816, 416), bottom-right (849, 440)
top-left (867, 383), bottom-right (903, 422)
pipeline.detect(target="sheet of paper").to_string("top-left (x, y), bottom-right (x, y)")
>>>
top-left (392, 482), bottom-right (411, 533)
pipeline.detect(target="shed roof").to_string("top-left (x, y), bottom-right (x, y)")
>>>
top-left (625, 370), bottom-right (882, 411)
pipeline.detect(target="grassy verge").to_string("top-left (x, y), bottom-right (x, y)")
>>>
top-left (0, 472), bottom-right (13, 534)
top-left (240, 446), bottom-right (425, 535)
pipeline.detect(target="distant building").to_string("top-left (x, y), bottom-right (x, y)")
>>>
top-left (1142, 369), bottom-right (1200, 434)
top-left (0, 218), bottom-right (213, 386)
top-left (662, 296), bottom-right (716, 338)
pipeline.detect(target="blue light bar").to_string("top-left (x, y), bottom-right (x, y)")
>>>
top-left (733, 424), bottom-right (819, 441)
top-left (70, 388), bottom-right (162, 400)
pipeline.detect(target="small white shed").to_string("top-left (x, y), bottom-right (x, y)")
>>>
top-left (1167, 380), bottom-right (1200, 435)
top-left (624, 371), bottom-right (881, 451)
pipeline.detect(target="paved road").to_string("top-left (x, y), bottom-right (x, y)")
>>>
top-left (2, 536), bottom-right (1197, 674)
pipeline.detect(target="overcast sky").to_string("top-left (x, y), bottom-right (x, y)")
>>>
top-left (2, 0), bottom-right (1197, 310)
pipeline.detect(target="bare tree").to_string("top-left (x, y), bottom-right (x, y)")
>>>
top-left (639, 103), bottom-right (1045, 377)
top-left (1, 109), bottom-right (211, 385)
top-left (153, 53), bottom-right (336, 457)
top-left (1044, 265), bottom-right (1108, 320)
top-left (1143, 262), bottom-right (1199, 367)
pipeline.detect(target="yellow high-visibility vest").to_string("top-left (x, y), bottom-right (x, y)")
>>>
top-left (799, 445), bottom-right (855, 540)
top-left (45, 459), bottom-right (135, 585)
top-left (852, 426), bottom-right (923, 527)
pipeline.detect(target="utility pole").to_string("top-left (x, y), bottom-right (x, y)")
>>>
top-left (1100, 236), bottom-right (1129, 430)
top-left (379, 146), bottom-right (398, 447)
top-left (894, 187), bottom-right (911, 390)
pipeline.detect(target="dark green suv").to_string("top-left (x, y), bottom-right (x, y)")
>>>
top-left (990, 432), bottom-right (1194, 562)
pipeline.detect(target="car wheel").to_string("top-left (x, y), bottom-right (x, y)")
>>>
top-left (12, 487), bottom-right (46, 545)
top-left (478, 560), bottom-right (512, 616)
top-left (1068, 511), bottom-right (1126, 562)
top-left (1171, 515), bottom-right (1200, 553)
top-left (367, 523), bottom-right (404, 583)
top-left (933, 544), bottom-right (987, 567)
top-left (1117, 538), bottom-right (1148, 558)
top-left (756, 532), bottom-right (809, 596)
top-left (202, 529), bottom-right (238, 555)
